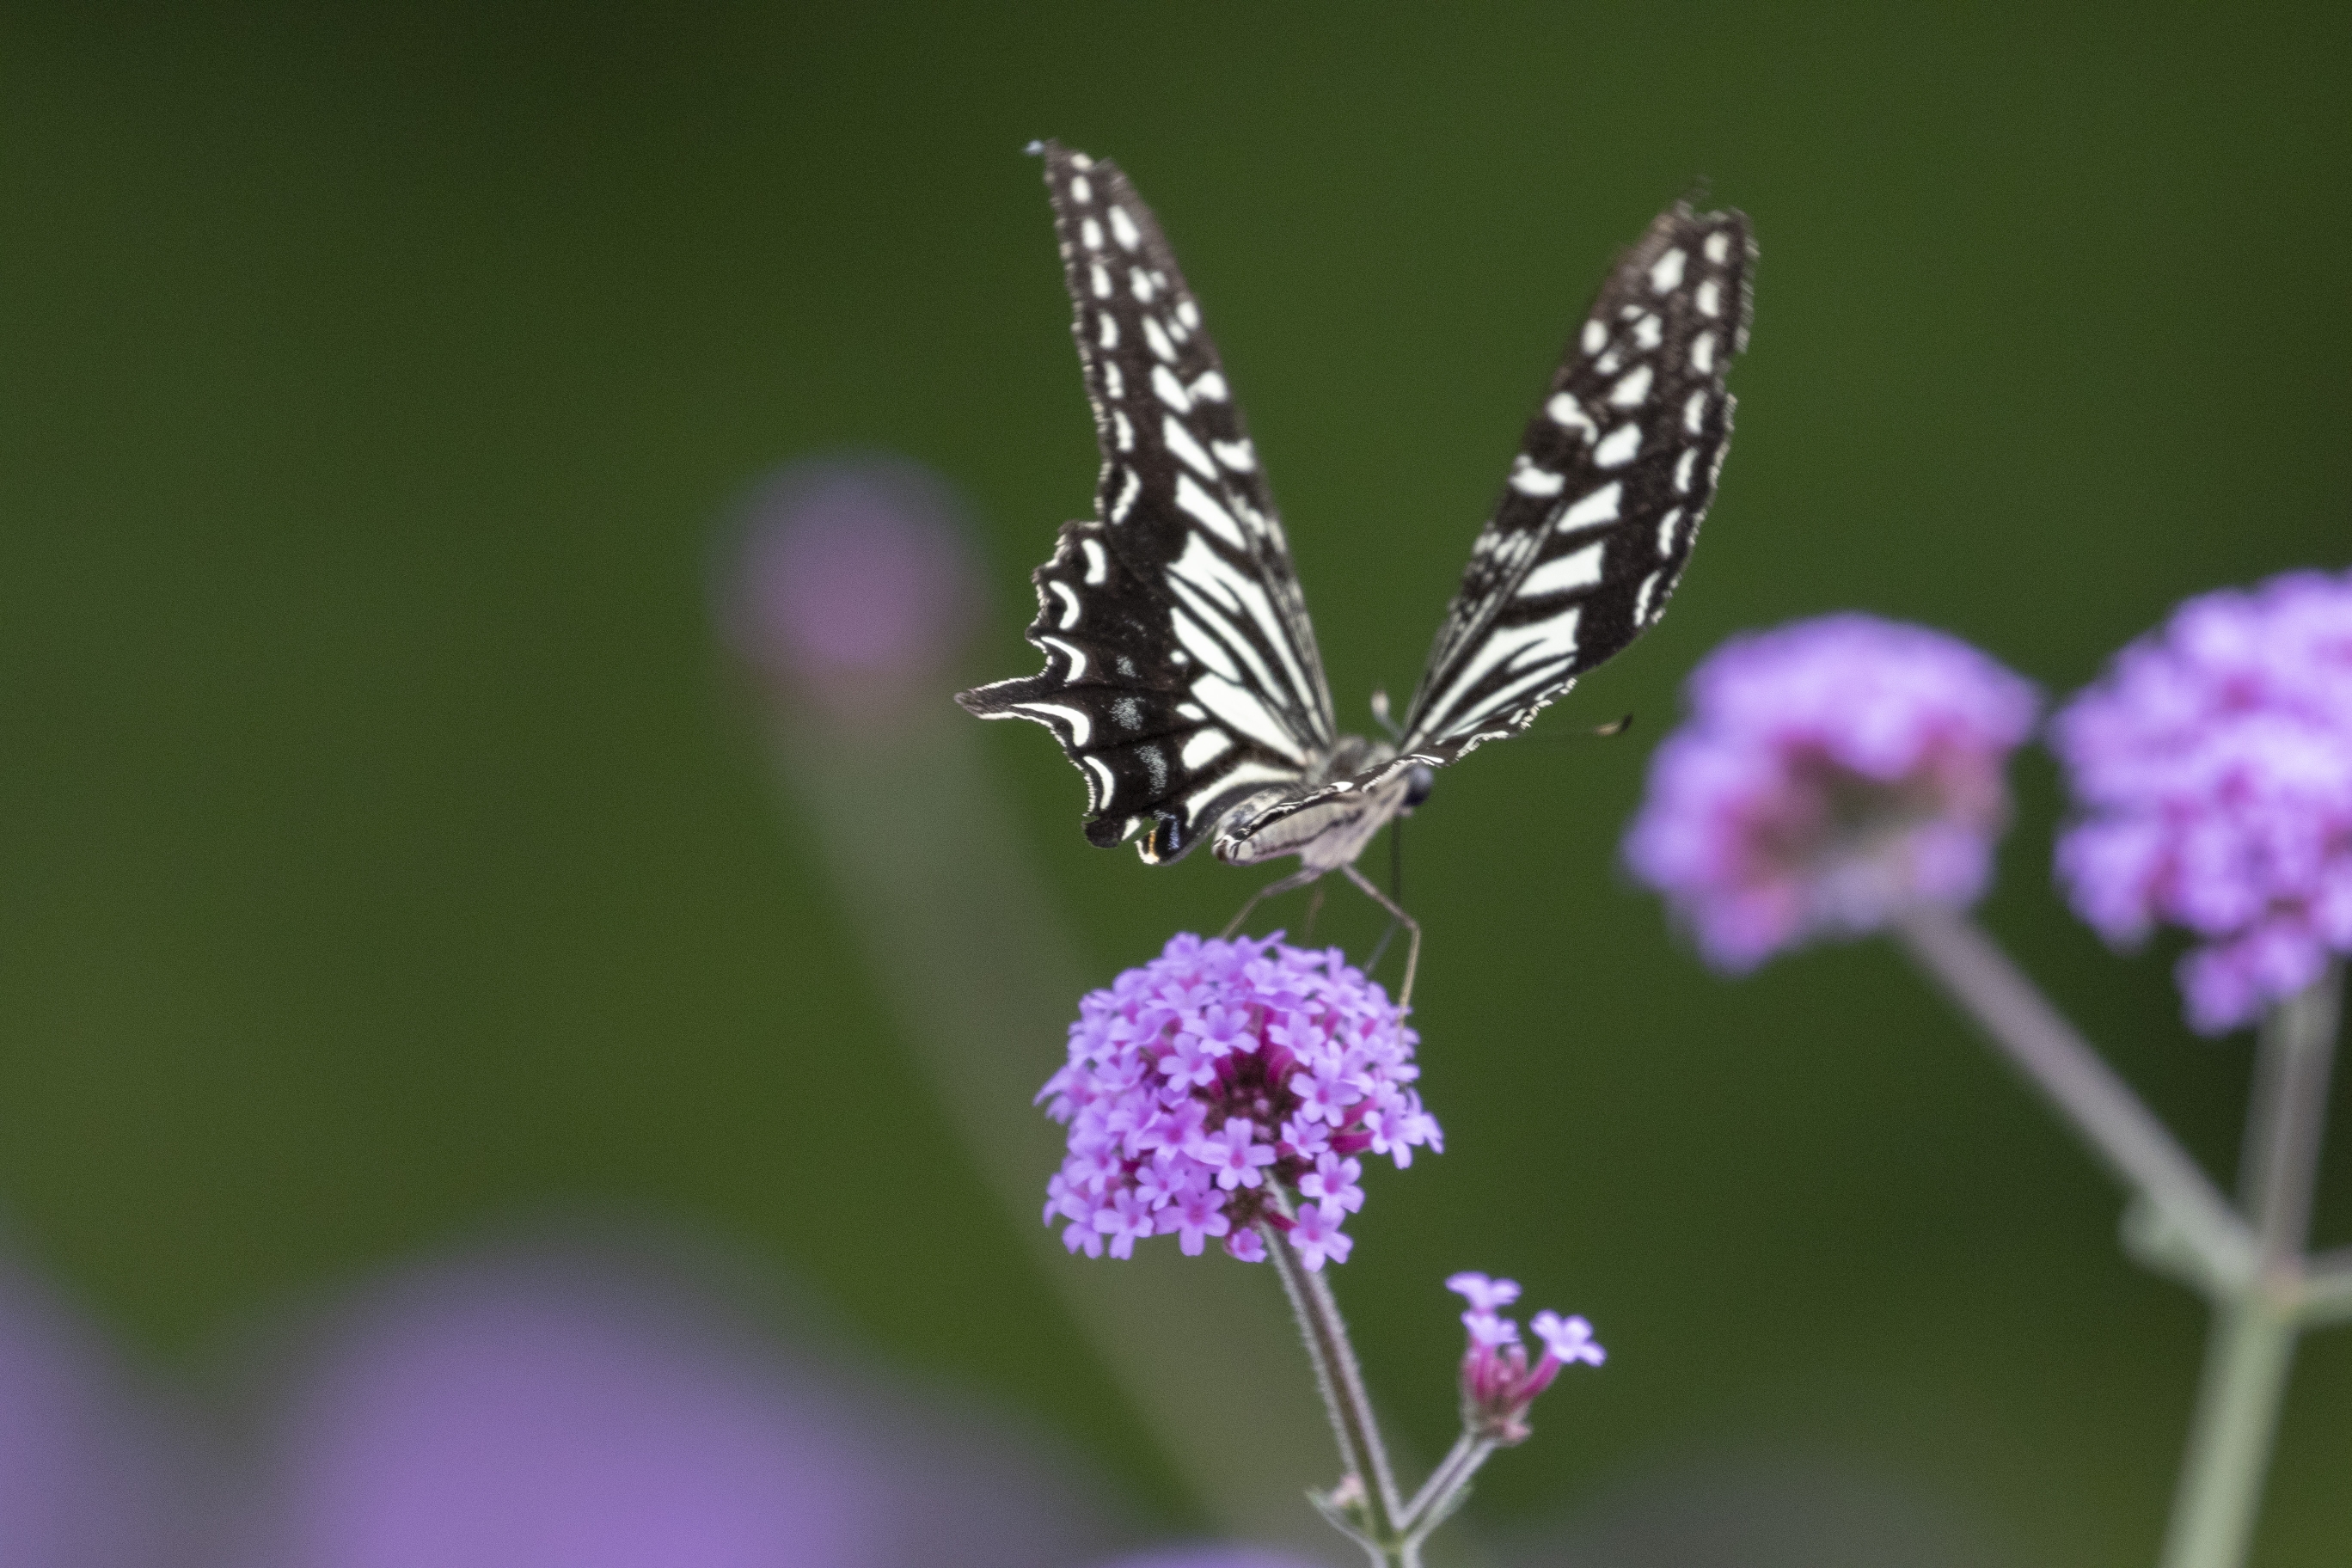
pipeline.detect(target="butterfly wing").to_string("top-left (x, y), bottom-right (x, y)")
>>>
top-left (958, 143), bottom-right (1339, 864)
top-left (1218, 202), bottom-right (1755, 851)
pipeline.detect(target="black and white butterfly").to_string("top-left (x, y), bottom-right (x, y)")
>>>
top-left (959, 143), bottom-right (1753, 992)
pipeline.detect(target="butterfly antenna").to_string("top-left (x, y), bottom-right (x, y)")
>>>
top-left (1369, 689), bottom-right (1404, 741)
top-left (1342, 862), bottom-right (1421, 1009)
top-left (1522, 712), bottom-right (1638, 747)
top-left (1302, 883), bottom-right (1326, 942)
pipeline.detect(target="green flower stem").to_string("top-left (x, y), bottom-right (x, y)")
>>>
top-left (2160, 964), bottom-right (2340, 1568)
top-left (1894, 903), bottom-right (2343, 1568)
top-left (1890, 905), bottom-right (2255, 1288)
top-left (1261, 1209), bottom-right (1504, 1568)
top-left (1262, 1215), bottom-right (1407, 1564)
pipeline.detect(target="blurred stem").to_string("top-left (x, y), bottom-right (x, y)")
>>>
top-left (1890, 914), bottom-right (2352, 1568)
top-left (2159, 963), bottom-right (2339, 1568)
top-left (769, 705), bottom-right (1338, 1556)
top-left (1889, 905), bottom-right (2254, 1290)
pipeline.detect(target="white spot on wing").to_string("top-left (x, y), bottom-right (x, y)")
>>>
top-left (1142, 315), bottom-right (1176, 363)
top-left (1704, 230), bottom-right (1730, 263)
top-left (1213, 438), bottom-right (1257, 472)
top-left (1041, 635), bottom-right (1089, 681)
top-left (1190, 370), bottom-right (1228, 401)
top-left (1517, 541), bottom-right (1606, 598)
top-left (1547, 393), bottom-right (1596, 438)
top-left (1084, 754), bottom-right (1117, 808)
top-left (1510, 459), bottom-right (1565, 497)
top-left (1109, 205), bottom-right (1142, 250)
top-left (1018, 701), bottom-right (1093, 748)
top-left (1683, 390), bottom-right (1708, 434)
top-left (1049, 579), bottom-right (1081, 628)
top-left (1557, 481), bottom-right (1623, 532)
top-left (1581, 321), bottom-right (1608, 355)
top-left (1609, 365), bottom-right (1654, 407)
top-left (1689, 331), bottom-right (1716, 374)
top-left (1655, 507), bottom-right (1684, 557)
top-left (1163, 414), bottom-right (1219, 478)
top-left (1152, 364), bottom-right (1191, 412)
top-left (1081, 537), bottom-right (1109, 584)
top-left (1176, 298), bottom-right (1200, 328)
top-left (1174, 473), bottom-right (1247, 547)
top-left (1649, 247), bottom-right (1687, 293)
top-left (1594, 424), bottom-right (1642, 468)
top-left (1633, 568), bottom-right (1665, 624)
top-left (1673, 448), bottom-right (1697, 493)
top-left (1081, 217), bottom-right (1104, 250)
top-left (1102, 362), bottom-right (1124, 400)
top-left (1098, 314), bottom-right (1118, 349)
top-left (1696, 279), bottom-right (1721, 317)
top-left (1110, 468), bottom-right (1141, 522)
top-left (1112, 409), bottom-right (1133, 451)
top-left (1633, 314), bottom-right (1663, 350)
top-left (1181, 728), bottom-right (1234, 769)
top-left (1069, 175), bottom-right (1093, 204)
top-left (1191, 671), bottom-right (1303, 762)
top-left (1090, 263), bottom-right (1112, 299)
top-left (1130, 268), bottom-right (1155, 302)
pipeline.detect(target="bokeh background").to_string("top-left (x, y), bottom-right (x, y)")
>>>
top-left (3, 4), bottom-right (2349, 1564)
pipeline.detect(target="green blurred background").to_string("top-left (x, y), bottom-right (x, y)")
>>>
top-left (3, 3), bottom-right (2348, 1562)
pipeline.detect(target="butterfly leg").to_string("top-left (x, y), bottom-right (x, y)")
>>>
top-left (1341, 861), bottom-right (1422, 1009)
top-left (1220, 867), bottom-right (1324, 942)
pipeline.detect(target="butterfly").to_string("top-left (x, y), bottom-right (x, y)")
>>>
top-left (959, 142), bottom-right (1753, 998)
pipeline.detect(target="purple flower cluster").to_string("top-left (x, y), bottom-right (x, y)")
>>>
top-left (2053, 569), bottom-right (2352, 1034)
top-left (1623, 614), bottom-right (2038, 971)
top-left (1040, 934), bottom-right (1440, 1271)
top-left (1445, 1273), bottom-right (1603, 1444)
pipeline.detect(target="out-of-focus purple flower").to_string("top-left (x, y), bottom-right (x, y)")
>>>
top-left (1088, 1550), bottom-right (1328, 1568)
top-left (2051, 568), bottom-right (2352, 1034)
top-left (719, 456), bottom-right (981, 722)
top-left (1445, 1273), bottom-right (1603, 1445)
top-left (236, 1243), bottom-right (1118, 1568)
top-left (1041, 934), bottom-right (1438, 1271)
top-left (1623, 615), bottom-right (2038, 971)
top-left (0, 1253), bottom-right (182, 1567)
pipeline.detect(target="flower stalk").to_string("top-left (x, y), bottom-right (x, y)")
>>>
top-left (1894, 903), bottom-right (2343, 1568)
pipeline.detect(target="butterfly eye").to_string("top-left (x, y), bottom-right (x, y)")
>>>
top-left (1403, 765), bottom-right (1437, 812)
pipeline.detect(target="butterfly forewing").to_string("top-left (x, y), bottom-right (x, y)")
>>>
top-left (957, 143), bottom-right (1338, 862)
top-left (1210, 202), bottom-right (1753, 856)
top-left (1401, 203), bottom-right (1752, 760)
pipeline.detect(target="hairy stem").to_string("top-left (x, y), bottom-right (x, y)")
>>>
top-left (1262, 1217), bottom-right (1409, 1565)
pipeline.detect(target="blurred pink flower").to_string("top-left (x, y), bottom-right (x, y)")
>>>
top-left (2052, 568), bottom-right (2352, 1033)
top-left (234, 1240), bottom-right (1120, 1568)
top-left (0, 1252), bottom-right (182, 1568)
top-left (719, 456), bottom-right (982, 720)
top-left (1623, 615), bottom-right (2037, 971)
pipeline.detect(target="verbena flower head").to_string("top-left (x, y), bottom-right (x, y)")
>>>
top-left (1444, 1272), bottom-right (1603, 1445)
top-left (2052, 568), bottom-right (2352, 1034)
top-left (1042, 934), bottom-right (1439, 1270)
top-left (1623, 614), bottom-right (2038, 971)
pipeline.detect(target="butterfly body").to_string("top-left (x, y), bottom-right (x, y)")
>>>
top-left (960, 142), bottom-right (1753, 892)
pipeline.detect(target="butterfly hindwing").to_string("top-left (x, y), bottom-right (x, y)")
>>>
top-left (1402, 203), bottom-right (1755, 760)
top-left (958, 143), bottom-right (1339, 862)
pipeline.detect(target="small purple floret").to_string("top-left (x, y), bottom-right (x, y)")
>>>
top-left (1446, 1273), bottom-right (1603, 1443)
top-left (1623, 614), bottom-right (2038, 971)
top-left (2052, 569), bottom-right (2352, 1033)
top-left (1043, 934), bottom-right (1437, 1269)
